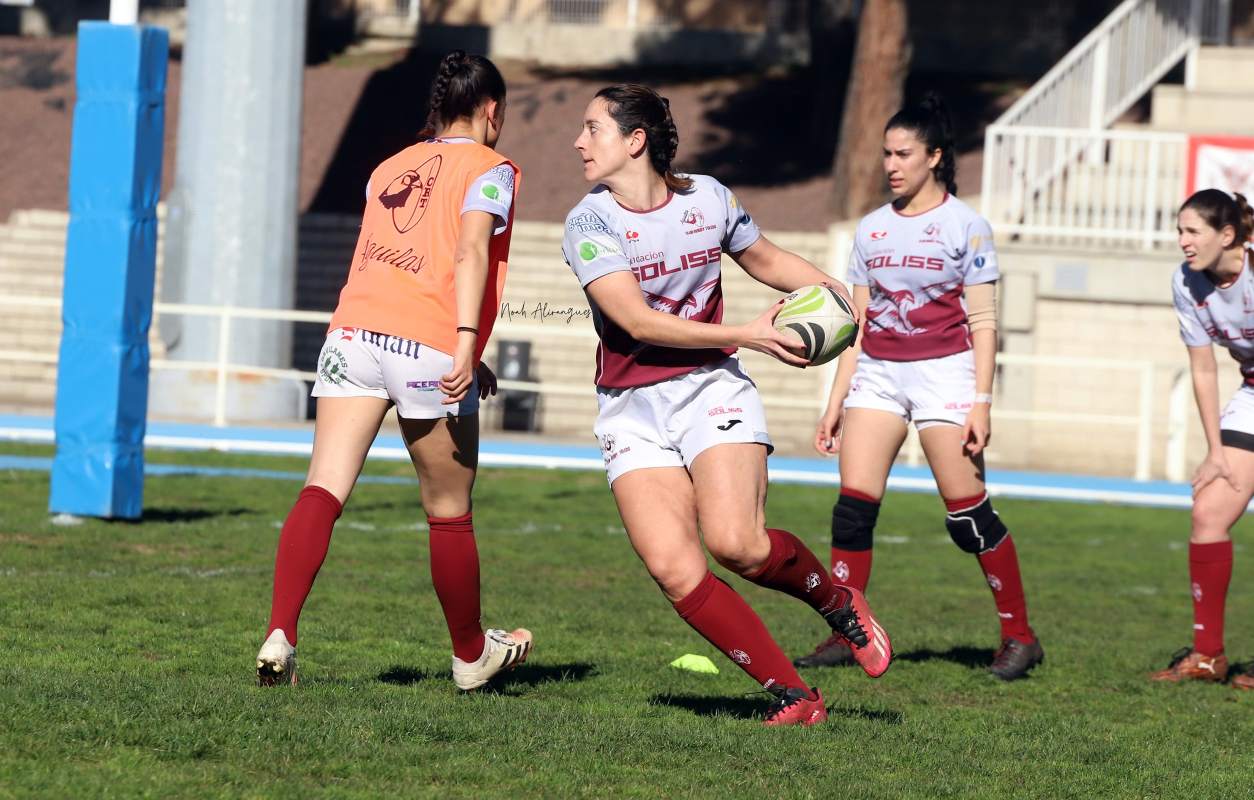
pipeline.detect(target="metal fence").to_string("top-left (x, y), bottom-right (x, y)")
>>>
top-left (0, 293), bottom-right (1191, 482)
top-left (981, 0), bottom-right (1229, 250)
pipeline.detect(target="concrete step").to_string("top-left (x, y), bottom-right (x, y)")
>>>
top-left (6, 209), bottom-right (68, 229)
top-left (3, 224), bottom-right (67, 243)
top-left (1193, 46), bottom-right (1254, 94)
top-left (1151, 84), bottom-right (1254, 134)
top-left (0, 243), bottom-right (65, 263)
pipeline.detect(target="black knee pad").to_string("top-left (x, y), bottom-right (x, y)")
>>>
top-left (944, 495), bottom-right (1007, 554)
top-left (831, 492), bottom-right (880, 551)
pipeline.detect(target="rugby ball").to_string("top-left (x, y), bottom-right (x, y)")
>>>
top-left (774, 284), bottom-right (857, 366)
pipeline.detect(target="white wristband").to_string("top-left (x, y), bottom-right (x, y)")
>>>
top-left (973, 393), bottom-right (993, 405)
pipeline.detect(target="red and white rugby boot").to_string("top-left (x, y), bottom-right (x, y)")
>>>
top-left (452, 628), bottom-right (533, 691)
top-left (763, 686), bottom-right (827, 727)
top-left (822, 586), bottom-right (892, 678)
top-left (256, 628), bottom-right (297, 687)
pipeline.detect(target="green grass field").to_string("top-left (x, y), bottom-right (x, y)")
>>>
top-left (1, 442), bottom-right (1251, 799)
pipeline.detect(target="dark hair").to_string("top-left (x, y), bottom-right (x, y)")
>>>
top-left (884, 92), bottom-right (957, 195)
top-left (594, 84), bottom-right (693, 192)
top-left (1180, 189), bottom-right (1254, 245)
top-left (420, 50), bottom-right (506, 138)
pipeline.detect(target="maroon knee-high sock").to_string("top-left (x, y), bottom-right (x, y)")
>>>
top-left (1190, 540), bottom-right (1233, 657)
top-left (428, 511), bottom-right (486, 662)
top-left (267, 485), bottom-right (343, 644)
top-left (673, 571), bottom-right (807, 691)
top-left (745, 528), bottom-right (844, 616)
top-left (947, 493), bottom-right (1034, 643)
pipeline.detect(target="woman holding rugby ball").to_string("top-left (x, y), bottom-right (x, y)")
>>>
top-left (561, 84), bottom-right (891, 727)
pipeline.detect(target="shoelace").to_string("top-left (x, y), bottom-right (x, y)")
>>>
top-left (763, 686), bottom-right (810, 718)
top-left (825, 595), bottom-right (869, 648)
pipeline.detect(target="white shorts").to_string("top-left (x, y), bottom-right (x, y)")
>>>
top-left (311, 327), bottom-right (477, 419)
top-left (1220, 386), bottom-right (1254, 450)
top-left (843, 350), bottom-right (975, 430)
top-left (594, 355), bottom-right (773, 485)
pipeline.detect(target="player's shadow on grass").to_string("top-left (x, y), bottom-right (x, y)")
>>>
top-left (139, 507), bottom-right (252, 523)
top-left (377, 661), bottom-right (597, 689)
top-left (649, 694), bottom-right (902, 724)
top-left (895, 645), bottom-right (992, 669)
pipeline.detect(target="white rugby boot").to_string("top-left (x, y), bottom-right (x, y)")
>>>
top-left (451, 628), bottom-right (533, 691)
top-left (256, 628), bottom-right (297, 686)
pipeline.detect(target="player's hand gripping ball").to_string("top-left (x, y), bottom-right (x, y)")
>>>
top-left (774, 284), bottom-right (858, 366)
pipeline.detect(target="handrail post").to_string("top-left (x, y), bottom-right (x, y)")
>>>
top-left (1136, 362), bottom-right (1154, 480)
top-left (1089, 35), bottom-right (1109, 129)
top-left (214, 309), bottom-right (231, 428)
top-left (1165, 367), bottom-right (1192, 481)
top-left (1142, 138), bottom-right (1161, 250)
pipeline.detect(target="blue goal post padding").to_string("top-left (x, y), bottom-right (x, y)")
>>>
top-left (49, 22), bottom-right (168, 519)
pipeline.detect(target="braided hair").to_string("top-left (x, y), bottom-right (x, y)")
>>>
top-left (884, 92), bottom-right (958, 195)
top-left (419, 50), bottom-right (506, 139)
top-left (1180, 189), bottom-right (1254, 246)
top-left (595, 84), bottom-right (694, 192)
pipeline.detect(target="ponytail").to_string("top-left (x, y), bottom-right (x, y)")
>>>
top-left (595, 84), bottom-right (694, 192)
top-left (885, 91), bottom-right (958, 195)
top-left (419, 50), bottom-right (506, 139)
top-left (1237, 192), bottom-right (1254, 245)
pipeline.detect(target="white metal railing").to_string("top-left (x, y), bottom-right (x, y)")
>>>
top-left (0, 294), bottom-right (1194, 481)
top-left (981, 0), bottom-right (1228, 250)
top-left (982, 126), bottom-right (1187, 249)
top-left (507, 0), bottom-right (656, 28)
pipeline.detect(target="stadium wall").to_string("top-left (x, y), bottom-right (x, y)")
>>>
top-left (0, 209), bottom-right (1218, 479)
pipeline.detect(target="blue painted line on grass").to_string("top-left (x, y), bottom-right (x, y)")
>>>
top-left (0, 455), bottom-right (415, 485)
top-left (0, 413), bottom-right (1200, 508)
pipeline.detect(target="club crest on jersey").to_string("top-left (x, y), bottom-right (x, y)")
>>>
top-left (626, 229), bottom-right (640, 241)
top-left (378, 154), bottom-right (442, 233)
top-left (681, 207), bottom-right (715, 235)
top-left (919, 222), bottom-right (944, 244)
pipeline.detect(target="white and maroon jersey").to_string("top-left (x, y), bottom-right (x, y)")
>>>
top-left (848, 195), bottom-right (999, 361)
top-left (562, 174), bottom-right (761, 388)
top-left (1173, 252), bottom-right (1254, 385)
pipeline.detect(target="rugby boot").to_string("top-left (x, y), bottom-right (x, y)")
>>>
top-left (256, 628), bottom-right (297, 687)
top-left (763, 685), bottom-right (827, 727)
top-left (822, 586), bottom-right (892, 678)
top-left (990, 635), bottom-right (1045, 680)
top-left (793, 631), bottom-right (856, 668)
top-left (452, 627), bottom-right (532, 691)
top-left (1149, 647), bottom-right (1227, 683)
